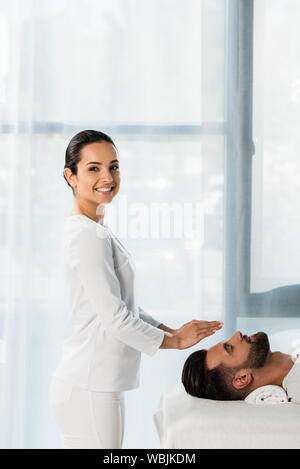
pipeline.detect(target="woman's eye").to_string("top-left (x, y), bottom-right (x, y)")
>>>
top-left (89, 165), bottom-right (119, 171)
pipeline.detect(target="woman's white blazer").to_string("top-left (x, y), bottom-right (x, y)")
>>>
top-left (52, 214), bottom-right (165, 392)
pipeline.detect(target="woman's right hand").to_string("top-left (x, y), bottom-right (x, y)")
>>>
top-left (174, 320), bottom-right (223, 350)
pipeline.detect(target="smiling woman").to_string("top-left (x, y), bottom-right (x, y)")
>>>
top-left (63, 130), bottom-right (121, 223)
top-left (48, 129), bottom-right (223, 449)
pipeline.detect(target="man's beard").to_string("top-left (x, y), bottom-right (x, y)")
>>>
top-left (245, 331), bottom-right (270, 368)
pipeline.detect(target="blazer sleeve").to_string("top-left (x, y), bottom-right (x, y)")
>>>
top-left (137, 306), bottom-right (162, 328)
top-left (68, 225), bottom-right (165, 356)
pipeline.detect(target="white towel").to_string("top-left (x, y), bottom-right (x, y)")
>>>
top-left (245, 385), bottom-right (288, 405)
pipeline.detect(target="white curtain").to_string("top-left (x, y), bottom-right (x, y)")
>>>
top-left (0, 0), bottom-right (299, 449)
top-left (251, 0), bottom-right (300, 292)
top-left (237, 0), bottom-right (300, 335)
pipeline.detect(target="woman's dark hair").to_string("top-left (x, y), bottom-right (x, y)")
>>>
top-left (63, 129), bottom-right (116, 193)
top-left (181, 349), bottom-right (249, 400)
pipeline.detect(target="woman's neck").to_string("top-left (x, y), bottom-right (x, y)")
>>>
top-left (71, 201), bottom-right (106, 225)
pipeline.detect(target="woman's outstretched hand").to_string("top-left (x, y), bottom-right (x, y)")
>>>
top-left (174, 320), bottom-right (223, 350)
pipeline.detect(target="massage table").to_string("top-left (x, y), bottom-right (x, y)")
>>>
top-left (153, 328), bottom-right (300, 449)
top-left (153, 382), bottom-right (300, 449)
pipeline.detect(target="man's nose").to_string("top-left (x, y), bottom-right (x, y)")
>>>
top-left (231, 330), bottom-right (242, 343)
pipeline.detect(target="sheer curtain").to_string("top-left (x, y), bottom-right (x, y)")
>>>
top-left (0, 0), bottom-right (298, 450)
top-left (234, 0), bottom-right (300, 337)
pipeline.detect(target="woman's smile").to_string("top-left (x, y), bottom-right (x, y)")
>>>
top-left (94, 185), bottom-right (115, 195)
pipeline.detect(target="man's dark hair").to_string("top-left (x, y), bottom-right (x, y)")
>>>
top-left (181, 349), bottom-right (251, 400)
top-left (63, 129), bottom-right (116, 194)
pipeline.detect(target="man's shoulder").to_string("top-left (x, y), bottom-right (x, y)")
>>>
top-left (282, 356), bottom-right (300, 389)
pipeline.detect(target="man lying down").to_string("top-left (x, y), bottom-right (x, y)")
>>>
top-left (181, 331), bottom-right (299, 404)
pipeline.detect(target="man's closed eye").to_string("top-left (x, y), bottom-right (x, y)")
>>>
top-left (224, 343), bottom-right (234, 354)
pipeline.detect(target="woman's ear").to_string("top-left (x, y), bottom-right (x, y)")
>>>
top-left (232, 369), bottom-right (253, 390)
top-left (64, 168), bottom-right (72, 184)
top-left (64, 168), bottom-right (76, 189)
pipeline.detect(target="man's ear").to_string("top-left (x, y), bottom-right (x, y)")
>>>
top-left (232, 369), bottom-right (253, 390)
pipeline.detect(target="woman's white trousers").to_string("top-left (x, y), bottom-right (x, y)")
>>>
top-left (49, 377), bottom-right (125, 449)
